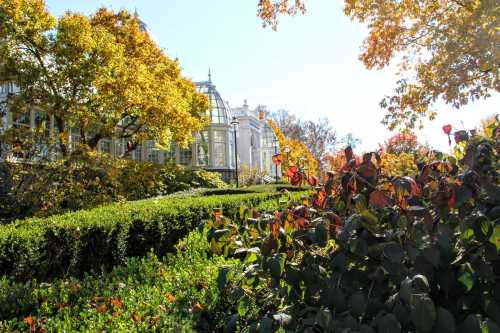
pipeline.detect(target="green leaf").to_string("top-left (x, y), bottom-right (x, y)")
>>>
top-left (410, 295), bottom-right (436, 333)
top-left (377, 313), bottom-right (401, 333)
top-left (237, 297), bottom-right (251, 316)
top-left (214, 228), bottom-right (231, 241)
top-left (486, 319), bottom-right (500, 333)
top-left (315, 308), bottom-right (333, 330)
top-left (490, 225), bottom-right (500, 250)
top-left (244, 247), bottom-right (260, 263)
top-left (259, 317), bottom-right (274, 333)
top-left (423, 247), bottom-right (440, 268)
top-left (314, 222), bottom-right (329, 246)
top-left (217, 266), bottom-right (230, 291)
top-left (350, 238), bottom-right (368, 257)
top-left (473, 216), bottom-right (493, 243)
top-left (268, 253), bottom-right (286, 279)
top-left (459, 314), bottom-right (481, 333)
top-left (349, 292), bottom-right (367, 317)
top-left (433, 307), bottom-right (456, 333)
top-left (484, 298), bottom-right (500, 327)
top-left (359, 324), bottom-right (376, 333)
top-left (399, 277), bottom-right (413, 304)
top-left (458, 263), bottom-right (475, 292)
top-left (272, 313), bottom-right (293, 328)
top-left (383, 243), bottom-right (405, 263)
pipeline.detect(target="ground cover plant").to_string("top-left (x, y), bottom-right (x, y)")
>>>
top-left (0, 230), bottom-right (242, 332)
top-left (204, 123), bottom-right (500, 332)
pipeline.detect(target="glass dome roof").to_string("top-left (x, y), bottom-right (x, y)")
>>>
top-left (196, 73), bottom-right (231, 125)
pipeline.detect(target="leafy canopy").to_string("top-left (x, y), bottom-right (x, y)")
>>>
top-left (0, 0), bottom-right (208, 156)
top-left (257, 0), bottom-right (499, 130)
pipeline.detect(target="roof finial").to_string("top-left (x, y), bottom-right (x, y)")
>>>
top-left (134, 7), bottom-right (138, 17)
top-left (208, 68), bottom-right (212, 83)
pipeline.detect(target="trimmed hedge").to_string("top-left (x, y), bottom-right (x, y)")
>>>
top-left (0, 192), bottom-right (279, 281)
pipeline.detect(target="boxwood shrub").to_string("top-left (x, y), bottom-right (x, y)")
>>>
top-left (0, 192), bottom-right (279, 281)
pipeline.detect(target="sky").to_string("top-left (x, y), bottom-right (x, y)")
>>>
top-left (45, 0), bottom-right (499, 153)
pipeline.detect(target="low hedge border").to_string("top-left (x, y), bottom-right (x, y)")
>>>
top-left (0, 192), bottom-right (280, 281)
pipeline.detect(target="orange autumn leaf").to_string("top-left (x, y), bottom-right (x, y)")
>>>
top-left (193, 303), bottom-right (204, 312)
top-left (132, 312), bottom-right (142, 322)
top-left (212, 208), bottom-right (222, 221)
top-left (313, 189), bottom-right (326, 209)
top-left (110, 297), bottom-right (124, 309)
top-left (297, 217), bottom-right (309, 229)
top-left (270, 221), bottom-right (280, 238)
top-left (165, 292), bottom-right (176, 303)
top-left (96, 303), bottom-right (107, 313)
top-left (369, 190), bottom-right (392, 208)
top-left (24, 315), bottom-right (34, 326)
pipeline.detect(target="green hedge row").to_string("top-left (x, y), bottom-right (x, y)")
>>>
top-left (201, 184), bottom-right (310, 197)
top-left (0, 192), bottom-right (279, 281)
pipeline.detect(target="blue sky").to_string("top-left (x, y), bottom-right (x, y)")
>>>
top-left (45, 0), bottom-right (498, 152)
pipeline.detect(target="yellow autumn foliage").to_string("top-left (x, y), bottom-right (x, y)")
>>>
top-left (267, 120), bottom-right (318, 177)
top-left (379, 152), bottom-right (417, 178)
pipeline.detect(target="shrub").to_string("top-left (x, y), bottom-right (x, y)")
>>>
top-left (205, 131), bottom-right (500, 332)
top-left (0, 231), bottom-right (242, 332)
top-left (0, 151), bottom-right (226, 221)
top-left (0, 191), bottom-right (278, 281)
top-left (238, 164), bottom-right (267, 186)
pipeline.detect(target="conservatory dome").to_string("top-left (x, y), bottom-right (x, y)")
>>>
top-left (196, 72), bottom-right (231, 125)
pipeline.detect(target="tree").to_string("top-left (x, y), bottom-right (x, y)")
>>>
top-left (268, 108), bottom-right (304, 141)
top-left (341, 133), bottom-right (361, 149)
top-left (381, 132), bottom-right (420, 155)
top-left (301, 118), bottom-right (339, 171)
top-left (0, 1), bottom-right (208, 157)
top-left (267, 119), bottom-right (318, 177)
top-left (257, 0), bottom-right (499, 130)
top-left (269, 110), bottom-right (339, 161)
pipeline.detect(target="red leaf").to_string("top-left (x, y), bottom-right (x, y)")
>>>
top-left (313, 190), bottom-right (326, 209)
top-left (296, 217), bottom-right (309, 229)
top-left (369, 190), bottom-right (391, 208)
top-left (287, 165), bottom-right (298, 177)
top-left (307, 175), bottom-right (318, 186)
top-left (447, 188), bottom-right (456, 208)
top-left (272, 153), bottom-right (284, 165)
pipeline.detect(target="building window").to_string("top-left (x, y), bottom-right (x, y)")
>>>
top-left (149, 149), bottom-right (161, 164)
top-left (164, 143), bottom-right (176, 163)
top-left (212, 130), bottom-right (226, 167)
top-left (99, 139), bottom-right (112, 154)
top-left (197, 131), bottom-right (209, 166)
top-left (180, 147), bottom-right (192, 165)
top-left (115, 139), bottom-right (126, 157)
top-left (133, 144), bottom-right (142, 161)
top-left (12, 111), bottom-right (30, 129)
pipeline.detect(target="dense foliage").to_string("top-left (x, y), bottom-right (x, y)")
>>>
top-left (0, 232), bottom-right (242, 332)
top-left (0, 152), bottom-right (226, 221)
top-left (0, 0), bottom-right (208, 157)
top-left (257, 0), bottom-right (499, 130)
top-left (0, 191), bottom-right (281, 281)
top-left (268, 120), bottom-right (318, 177)
top-left (204, 124), bottom-right (500, 331)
